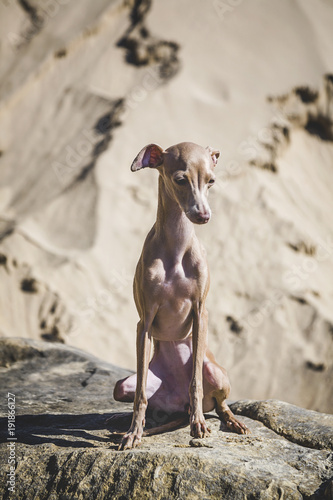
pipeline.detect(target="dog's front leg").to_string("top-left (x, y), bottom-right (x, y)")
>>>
top-left (119, 313), bottom-right (155, 450)
top-left (189, 303), bottom-right (211, 438)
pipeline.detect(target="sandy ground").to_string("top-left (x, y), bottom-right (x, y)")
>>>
top-left (0, 0), bottom-right (332, 412)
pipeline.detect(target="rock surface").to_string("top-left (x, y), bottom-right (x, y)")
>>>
top-left (0, 338), bottom-right (332, 499)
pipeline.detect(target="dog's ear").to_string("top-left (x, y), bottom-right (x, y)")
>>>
top-left (131, 144), bottom-right (164, 172)
top-left (206, 146), bottom-right (220, 167)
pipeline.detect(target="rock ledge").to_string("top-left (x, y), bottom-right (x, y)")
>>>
top-left (0, 338), bottom-right (332, 499)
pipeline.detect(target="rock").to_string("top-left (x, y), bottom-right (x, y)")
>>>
top-left (0, 339), bottom-right (332, 499)
top-left (230, 399), bottom-right (333, 451)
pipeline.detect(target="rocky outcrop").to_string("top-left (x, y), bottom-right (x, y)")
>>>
top-left (248, 74), bottom-right (333, 173)
top-left (0, 338), bottom-right (332, 499)
top-left (117, 0), bottom-right (181, 81)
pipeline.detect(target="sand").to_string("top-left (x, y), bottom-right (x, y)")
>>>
top-left (0, 0), bottom-right (332, 412)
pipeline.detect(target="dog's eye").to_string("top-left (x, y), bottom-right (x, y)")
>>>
top-left (208, 178), bottom-right (215, 187)
top-left (174, 177), bottom-right (187, 186)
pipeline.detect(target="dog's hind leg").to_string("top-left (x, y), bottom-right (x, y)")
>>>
top-left (203, 355), bottom-right (250, 435)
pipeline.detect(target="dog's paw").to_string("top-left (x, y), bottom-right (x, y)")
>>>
top-left (118, 429), bottom-right (143, 450)
top-left (218, 404), bottom-right (250, 435)
top-left (190, 414), bottom-right (211, 438)
top-left (226, 416), bottom-right (250, 435)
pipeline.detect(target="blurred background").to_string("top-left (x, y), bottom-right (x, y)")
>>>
top-left (0, 0), bottom-right (332, 412)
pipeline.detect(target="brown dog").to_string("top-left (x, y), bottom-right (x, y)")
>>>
top-left (114, 142), bottom-right (249, 450)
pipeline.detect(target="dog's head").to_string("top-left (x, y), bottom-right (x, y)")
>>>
top-left (131, 142), bottom-right (220, 224)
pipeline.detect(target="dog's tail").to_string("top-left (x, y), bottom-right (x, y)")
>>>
top-left (143, 415), bottom-right (189, 436)
top-left (108, 413), bottom-right (189, 437)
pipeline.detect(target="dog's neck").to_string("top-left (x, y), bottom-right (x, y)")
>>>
top-left (155, 175), bottom-right (195, 260)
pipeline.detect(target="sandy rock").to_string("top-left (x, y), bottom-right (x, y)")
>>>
top-left (0, 338), bottom-right (332, 499)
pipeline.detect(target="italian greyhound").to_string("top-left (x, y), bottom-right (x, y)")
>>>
top-left (114, 142), bottom-right (249, 450)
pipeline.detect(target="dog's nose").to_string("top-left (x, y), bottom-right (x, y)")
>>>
top-left (195, 212), bottom-right (210, 224)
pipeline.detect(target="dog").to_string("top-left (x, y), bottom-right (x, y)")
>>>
top-left (114, 142), bottom-right (249, 450)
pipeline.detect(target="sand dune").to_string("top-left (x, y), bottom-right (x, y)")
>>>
top-left (0, 0), bottom-right (332, 412)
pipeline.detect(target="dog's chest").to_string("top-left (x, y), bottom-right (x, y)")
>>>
top-left (151, 260), bottom-right (197, 301)
top-left (148, 258), bottom-right (205, 339)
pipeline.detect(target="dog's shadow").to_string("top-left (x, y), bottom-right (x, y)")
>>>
top-left (0, 411), bottom-right (229, 450)
top-left (106, 410), bottom-right (231, 442)
top-left (106, 409), bottom-right (189, 440)
top-left (0, 412), bottom-right (125, 449)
